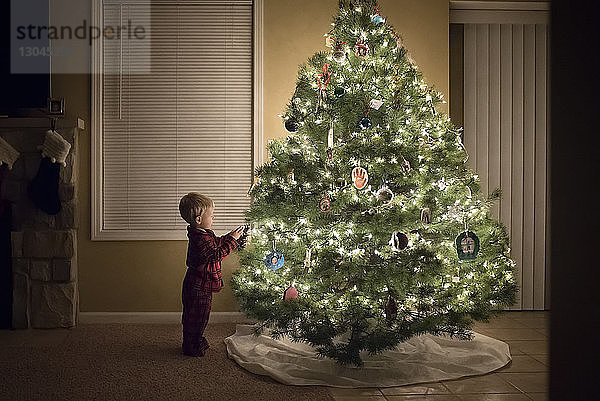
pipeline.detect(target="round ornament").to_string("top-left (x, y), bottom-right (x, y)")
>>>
top-left (284, 118), bottom-right (299, 133)
top-left (420, 207), bottom-right (432, 224)
top-left (371, 14), bottom-right (385, 25)
top-left (333, 42), bottom-right (346, 63)
top-left (376, 185), bottom-right (394, 204)
top-left (293, 97), bottom-right (302, 105)
top-left (455, 231), bottom-right (480, 260)
top-left (351, 166), bottom-right (369, 190)
top-left (334, 87), bottom-right (346, 98)
top-left (283, 286), bottom-right (298, 300)
top-left (389, 231), bottom-right (409, 251)
top-left (358, 116), bottom-right (372, 130)
top-left (319, 193), bottom-right (331, 212)
top-left (264, 251), bottom-right (285, 271)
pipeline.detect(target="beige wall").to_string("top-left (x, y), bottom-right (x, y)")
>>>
top-left (57, 0), bottom-right (449, 312)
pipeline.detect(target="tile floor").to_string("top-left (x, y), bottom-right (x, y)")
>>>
top-left (327, 311), bottom-right (549, 401)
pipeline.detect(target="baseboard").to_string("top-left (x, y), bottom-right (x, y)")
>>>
top-left (79, 312), bottom-right (256, 324)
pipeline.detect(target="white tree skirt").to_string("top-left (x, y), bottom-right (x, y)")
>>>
top-left (224, 324), bottom-right (511, 388)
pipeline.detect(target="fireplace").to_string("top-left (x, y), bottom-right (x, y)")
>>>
top-left (0, 120), bottom-right (79, 329)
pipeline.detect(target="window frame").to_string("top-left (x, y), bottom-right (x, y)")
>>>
top-left (91, 0), bottom-right (264, 240)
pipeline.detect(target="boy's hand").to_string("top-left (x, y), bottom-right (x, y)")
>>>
top-left (229, 226), bottom-right (245, 240)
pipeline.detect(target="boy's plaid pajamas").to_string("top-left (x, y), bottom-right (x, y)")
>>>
top-left (181, 226), bottom-right (237, 356)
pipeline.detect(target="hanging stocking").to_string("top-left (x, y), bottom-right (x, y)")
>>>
top-left (27, 130), bottom-right (71, 215)
top-left (0, 137), bottom-right (20, 217)
top-left (0, 136), bottom-right (20, 174)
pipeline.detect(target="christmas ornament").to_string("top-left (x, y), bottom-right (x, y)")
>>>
top-left (334, 87), bottom-right (346, 98)
top-left (333, 42), bottom-right (346, 63)
top-left (351, 166), bottom-right (369, 190)
top-left (420, 208), bottom-right (432, 224)
top-left (355, 39), bottom-right (369, 57)
top-left (384, 296), bottom-right (398, 321)
top-left (283, 286), bottom-right (298, 300)
top-left (304, 248), bottom-right (312, 269)
top-left (455, 231), bottom-right (480, 260)
top-left (319, 193), bottom-right (331, 212)
top-left (369, 99), bottom-right (384, 110)
top-left (358, 116), bottom-right (372, 130)
top-left (393, 31), bottom-right (403, 49)
top-left (288, 169), bottom-right (295, 182)
top-left (402, 158), bottom-right (411, 173)
top-left (325, 35), bottom-right (334, 47)
top-left (335, 178), bottom-right (347, 188)
top-left (318, 63), bottom-right (332, 91)
top-left (371, 14), bottom-right (385, 25)
top-left (316, 64), bottom-right (331, 113)
top-left (264, 251), bottom-right (285, 271)
top-left (285, 117), bottom-right (299, 133)
top-left (390, 231), bottom-right (409, 251)
top-left (293, 97), bottom-right (302, 105)
top-left (452, 276), bottom-right (460, 283)
top-left (376, 185), bottom-right (394, 204)
top-left (237, 224), bottom-right (250, 250)
top-left (248, 174), bottom-right (260, 195)
top-left (327, 124), bottom-right (334, 160)
top-left (317, 90), bottom-right (326, 113)
top-left (28, 130), bottom-right (71, 215)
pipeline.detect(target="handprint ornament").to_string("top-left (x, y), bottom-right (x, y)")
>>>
top-left (352, 166), bottom-right (369, 190)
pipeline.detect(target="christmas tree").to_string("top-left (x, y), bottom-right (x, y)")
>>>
top-left (232, 0), bottom-right (517, 366)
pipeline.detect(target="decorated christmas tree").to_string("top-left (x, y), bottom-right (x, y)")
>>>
top-left (232, 0), bottom-right (517, 366)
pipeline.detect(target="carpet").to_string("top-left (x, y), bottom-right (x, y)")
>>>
top-left (0, 323), bottom-right (334, 401)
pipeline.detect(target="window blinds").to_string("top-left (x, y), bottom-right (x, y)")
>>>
top-left (102, 0), bottom-right (253, 237)
top-left (462, 23), bottom-right (548, 310)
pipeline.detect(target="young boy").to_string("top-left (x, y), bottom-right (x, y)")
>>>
top-left (178, 193), bottom-right (244, 357)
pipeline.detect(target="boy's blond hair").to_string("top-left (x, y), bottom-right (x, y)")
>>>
top-left (179, 193), bottom-right (214, 225)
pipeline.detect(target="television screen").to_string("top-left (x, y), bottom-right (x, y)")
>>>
top-left (0, 0), bottom-right (50, 117)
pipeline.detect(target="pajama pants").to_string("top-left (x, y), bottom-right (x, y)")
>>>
top-left (181, 272), bottom-right (212, 355)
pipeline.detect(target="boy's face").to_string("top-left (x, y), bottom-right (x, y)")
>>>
top-left (196, 206), bottom-right (214, 229)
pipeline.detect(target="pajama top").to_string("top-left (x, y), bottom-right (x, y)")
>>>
top-left (185, 226), bottom-right (238, 292)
